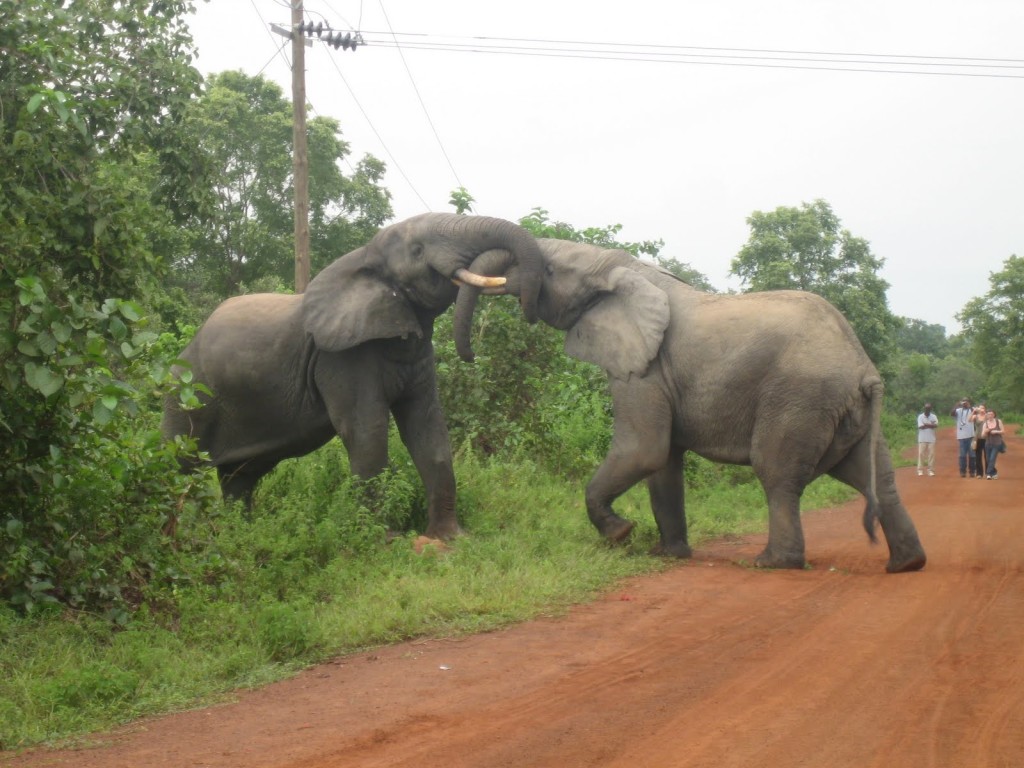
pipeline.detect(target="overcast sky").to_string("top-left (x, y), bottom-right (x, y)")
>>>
top-left (186, 1), bottom-right (1023, 333)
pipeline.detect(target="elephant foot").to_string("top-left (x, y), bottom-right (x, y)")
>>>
top-left (425, 520), bottom-right (464, 541)
top-left (753, 547), bottom-right (806, 570)
top-left (886, 550), bottom-right (927, 573)
top-left (650, 541), bottom-right (692, 559)
top-left (598, 515), bottom-right (635, 544)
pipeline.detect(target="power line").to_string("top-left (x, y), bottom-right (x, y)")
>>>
top-left (374, 4), bottom-right (466, 191)
top-left (357, 32), bottom-right (1024, 79)
top-left (320, 48), bottom-right (433, 210)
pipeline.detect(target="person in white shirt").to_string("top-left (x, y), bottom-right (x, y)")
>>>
top-left (950, 398), bottom-right (977, 477)
top-left (916, 403), bottom-right (938, 476)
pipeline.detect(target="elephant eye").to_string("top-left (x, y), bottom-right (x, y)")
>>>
top-left (410, 243), bottom-right (424, 260)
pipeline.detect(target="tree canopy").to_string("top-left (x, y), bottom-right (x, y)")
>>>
top-left (958, 254), bottom-right (1024, 410)
top-left (730, 199), bottom-right (898, 369)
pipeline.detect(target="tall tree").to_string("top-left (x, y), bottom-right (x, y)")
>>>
top-left (172, 71), bottom-right (392, 306)
top-left (958, 254), bottom-right (1024, 410)
top-left (730, 199), bottom-right (898, 370)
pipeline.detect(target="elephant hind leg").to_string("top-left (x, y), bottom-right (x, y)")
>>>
top-left (828, 438), bottom-right (926, 573)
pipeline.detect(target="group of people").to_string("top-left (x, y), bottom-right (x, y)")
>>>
top-left (916, 399), bottom-right (1006, 479)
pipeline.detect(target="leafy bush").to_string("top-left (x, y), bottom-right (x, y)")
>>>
top-left (0, 280), bottom-right (219, 615)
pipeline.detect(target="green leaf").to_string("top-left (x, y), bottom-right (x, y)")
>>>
top-left (17, 340), bottom-right (41, 357)
top-left (92, 399), bottom-right (114, 426)
top-left (108, 316), bottom-right (128, 341)
top-left (24, 362), bottom-right (64, 396)
top-left (119, 302), bottom-right (142, 322)
top-left (51, 322), bottom-right (72, 343)
top-left (26, 92), bottom-right (45, 114)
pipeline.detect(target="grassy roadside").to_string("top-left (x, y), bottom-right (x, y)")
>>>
top-left (0, 450), bottom-right (858, 751)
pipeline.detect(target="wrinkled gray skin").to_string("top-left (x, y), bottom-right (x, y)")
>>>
top-left (162, 213), bottom-right (543, 540)
top-left (455, 241), bottom-right (926, 572)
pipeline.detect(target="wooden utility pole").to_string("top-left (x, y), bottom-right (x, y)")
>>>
top-left (291, 0), bottom-right (311, 293)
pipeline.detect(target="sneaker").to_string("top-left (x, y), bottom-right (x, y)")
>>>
top-left (928, 471), bottom-right (935, 476)
top-left (986, 475), bottom-right (992, 480)
top-left (917, 471), bottom-right (923, 476)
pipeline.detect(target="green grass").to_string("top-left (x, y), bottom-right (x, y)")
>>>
top-left (0, 449), bottom-right (861, 752)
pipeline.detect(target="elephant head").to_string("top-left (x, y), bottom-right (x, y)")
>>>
top-left (303, 213), bottom-right (543, 352)
top-left (453, 240), bottom-right (670, 380)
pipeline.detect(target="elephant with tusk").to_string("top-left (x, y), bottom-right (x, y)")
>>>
top-left (162, 213), bottom-right (543, 540)
top-left (453, 240), bottom-right (926, 573)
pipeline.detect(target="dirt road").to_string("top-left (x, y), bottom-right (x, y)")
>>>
top-left (7, 427), bottom-right (1024, 768)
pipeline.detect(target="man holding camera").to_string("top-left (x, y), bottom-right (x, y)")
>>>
top-left (951, 398), bottom-right (978, 477)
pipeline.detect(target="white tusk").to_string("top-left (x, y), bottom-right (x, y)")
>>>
top-left (453, 268), bottom-right (507, 288)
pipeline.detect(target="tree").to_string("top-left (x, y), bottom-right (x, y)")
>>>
top-left (730, 199), bottom-right (898, 370)
top-left (958, 254), bottom-right (1024, 410)
top-left (895, 317), bottom-right (949, 357)
top-left (170, 71), bottom-right (391, 309)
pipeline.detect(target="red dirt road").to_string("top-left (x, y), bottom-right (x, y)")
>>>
top-left (7, 427), bottom-right (1024, 768)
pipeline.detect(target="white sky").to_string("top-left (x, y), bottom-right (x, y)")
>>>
top-left (186, 0), bottom-right (1024, 333)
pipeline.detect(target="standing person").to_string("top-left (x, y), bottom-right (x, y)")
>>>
top-left (951, 398), bottom-right (977, 477)
top-left (983, 408), bottom-right (1005, 479)
top-left (916, 403), bottom-right (938, 476)
top-left (970, 403), bottom-right (988, 479)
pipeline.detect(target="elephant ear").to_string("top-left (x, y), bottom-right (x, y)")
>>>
top-left (302, 254), bottom-right (421, 352)
top-left (564, 266), bottom-right (669, 381)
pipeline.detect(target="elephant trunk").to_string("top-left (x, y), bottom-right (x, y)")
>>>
top-left (410, 213), bottom-right (541, 323)
top-left (453, 249), bottom-right (519, 362)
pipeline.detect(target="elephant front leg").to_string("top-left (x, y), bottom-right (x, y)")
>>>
top-left (392, 396), bottom-right (461, 541)
top-left (646, 446), bottom-right (692, 558)
top-left (585, 434), bottom-right (671, 546)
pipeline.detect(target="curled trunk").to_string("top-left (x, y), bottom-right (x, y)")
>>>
top-left (400, 213), bottom-right (541, 323)
top-left (453, 248), bottom-right (519, 362)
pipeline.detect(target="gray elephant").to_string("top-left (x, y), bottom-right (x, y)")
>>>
top-left (454, 240), bottom-right (926, 573)
top-left (162, 213), bottom-right (543, 540)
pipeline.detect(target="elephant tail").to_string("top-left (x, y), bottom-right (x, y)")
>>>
top-left (862, 377), bottom-right (884, 544)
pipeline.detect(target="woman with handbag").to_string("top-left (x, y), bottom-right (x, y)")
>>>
top-left (970, 404), bottom-right (988, 479)
top-left (982, 409), bottom-right (1005, 479)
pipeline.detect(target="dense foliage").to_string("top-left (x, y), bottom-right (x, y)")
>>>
top-left (0, 0), bottom-right (216, 614)
top-left (958, 255), bottom-right (1024, 411)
